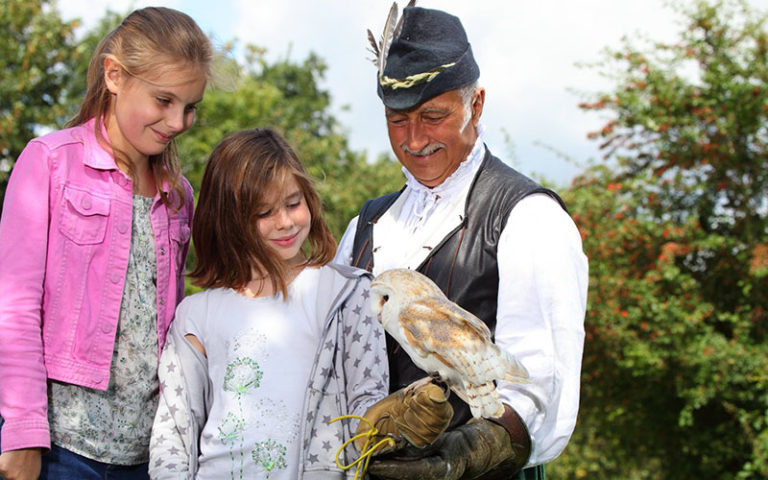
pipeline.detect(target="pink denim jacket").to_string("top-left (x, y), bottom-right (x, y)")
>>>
top-left (0, 119), bottom-right (193, 451)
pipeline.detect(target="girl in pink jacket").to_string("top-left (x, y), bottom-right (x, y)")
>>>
top-left (0, 7), bottom-right (212, 479)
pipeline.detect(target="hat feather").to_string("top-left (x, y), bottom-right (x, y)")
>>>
top-left (393, 0), bottom-right (416, 39)
top-left (367, 1), bottom-right (417, 77)
top-left (378, 3), bottom-right (399, 77)
top-left (367, 29), bottom-right (380, 63)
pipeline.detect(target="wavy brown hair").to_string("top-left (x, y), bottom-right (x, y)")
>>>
top-left (191, 128), bottom-right (337, 297)
top-left (67, 7), bottom-right (213, 209)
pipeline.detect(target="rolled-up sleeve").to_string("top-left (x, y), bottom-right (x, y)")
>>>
top-left (495, 193), bottom-right (588, 465)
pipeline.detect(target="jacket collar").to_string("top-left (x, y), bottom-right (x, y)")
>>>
top-left (79, 118), bottom-right (173, 195)
top-left (78, 118), bottom-right (119, 171)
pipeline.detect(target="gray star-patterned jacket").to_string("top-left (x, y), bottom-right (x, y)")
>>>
top-left (148, 263), bottom-right (389, 479)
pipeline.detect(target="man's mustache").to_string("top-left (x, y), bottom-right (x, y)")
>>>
top-left (401, 143), bottom-right (446, 156)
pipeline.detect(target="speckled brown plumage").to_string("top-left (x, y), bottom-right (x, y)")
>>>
top-left (370, 268), bottom-right (529, 419)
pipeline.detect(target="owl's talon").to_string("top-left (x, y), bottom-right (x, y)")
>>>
top-left (404, 376), bottom-right (433, 395)
top-left (435, 380), bottom-right (451, 398)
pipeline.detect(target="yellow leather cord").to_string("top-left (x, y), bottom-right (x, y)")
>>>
top-left (330, 414), bottom-right (396, 480)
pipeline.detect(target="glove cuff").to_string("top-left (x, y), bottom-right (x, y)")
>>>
top-left (487, 404), bottom-right (531, 469)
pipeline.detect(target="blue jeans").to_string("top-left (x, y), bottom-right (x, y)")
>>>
top-left (39, 444), bottom-right (149, 480)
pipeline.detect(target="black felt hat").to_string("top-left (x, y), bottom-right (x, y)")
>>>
top-left (376, 6), bottom-right (479, 110)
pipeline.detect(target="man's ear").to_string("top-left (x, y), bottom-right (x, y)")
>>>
top-left (471, 87), bottom-right (486, 126)
top-left (103, 55), bottom-right (123, 94)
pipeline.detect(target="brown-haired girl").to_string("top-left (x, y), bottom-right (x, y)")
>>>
top-left (149, 128), bottom-right (389, 479)
top-left (0, 7), bottom-right (212, 479)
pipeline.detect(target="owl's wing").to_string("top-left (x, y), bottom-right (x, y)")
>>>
top-left (399, 297), bottom-right (495, 383)
top-left (419, 297), bottom-right (492, 337)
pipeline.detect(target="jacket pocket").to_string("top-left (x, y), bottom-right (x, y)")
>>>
top-left (169, 218), bottom-right (191, 269)
top-left (58, 187), bottom-right (111, 245)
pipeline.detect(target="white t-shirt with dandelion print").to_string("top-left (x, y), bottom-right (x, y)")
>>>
top-left (185, 267), bottom-right (325, 480)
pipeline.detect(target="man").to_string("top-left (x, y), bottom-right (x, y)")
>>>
top-left (334, 4), bottom-right (588, 479)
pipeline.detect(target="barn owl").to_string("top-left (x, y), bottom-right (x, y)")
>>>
top-left (370, 268), bottom-right (529, 419)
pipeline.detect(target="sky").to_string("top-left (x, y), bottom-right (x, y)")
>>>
top-left (58, 0), bottom-right (768, 186)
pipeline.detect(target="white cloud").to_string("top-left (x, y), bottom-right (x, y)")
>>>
top-left (58, 0), bottom-right (768, 185)
top-left (230, 0), bottom-right (686, 184)
top-left (60, 0), bottom-right (181, 32)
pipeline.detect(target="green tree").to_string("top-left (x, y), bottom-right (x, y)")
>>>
top-left (2, 1), bottom-right (403, 240)
top-left (551, 1), bottom-right (768, 478)
top-left (60, 9), bottom-right (125, 117)
top-left (177, 44), bottom-right (403, 239)
top-left (0, 0), bottom-right (83, 213)
top-left (174, 44), bottom-right (402, 293)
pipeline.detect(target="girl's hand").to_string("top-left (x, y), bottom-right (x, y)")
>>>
top-left (0, 448), bottom-right (42, 480)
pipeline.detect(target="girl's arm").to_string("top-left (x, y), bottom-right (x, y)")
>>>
top-left (149, 322), bottom-right (202, 479)
top-left (0, 449), bottom-right (42, 480)
top-left (340, 275), bottom-right (390, 417)
top-left (0, 141), bottom-right (53, 452)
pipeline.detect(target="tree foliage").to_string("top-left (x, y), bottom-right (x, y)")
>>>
top-left (0, 3), bottom-right (404, 239)
top-left (170, 43), bottom-right (404, 292)
top-left (0, 0), bottom-right (84, 211)
top-left (551, 1), bottom-right (768, 478)
top-left (176, 44), bottom-right (403, 241)
top-left (60, 9), bottom-right (125, 114)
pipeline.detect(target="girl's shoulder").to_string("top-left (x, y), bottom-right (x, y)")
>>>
top-left (308, 263), bottom-right (373, 315)
top-left (29, 122), bottom-right (93, 151)
top-left (175, 288), bottom-right (235, 333)
top-left (180, 286), bottom-right (231, 302)
top-left (320, 262), bottom-right (373, 283)
top-left (311, 263), bottom-right (373, 297)
top-left (177, 288), bottom-right (232, 315)
top-left (22, 120), bottom-right (116, 172)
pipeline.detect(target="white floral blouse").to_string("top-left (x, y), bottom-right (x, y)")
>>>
top-left (49, 194), bottom-right (159, 465)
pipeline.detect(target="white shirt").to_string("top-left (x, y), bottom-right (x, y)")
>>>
top-left (334, 131), bottom-right (588, 465)
top-left (186, 268), bottom-right (324, 480)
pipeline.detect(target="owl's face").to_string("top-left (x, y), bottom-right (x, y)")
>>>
top-left (369, 269), bottom-right (444, 330)
top-left (370, 275), bottom-right (401, 330)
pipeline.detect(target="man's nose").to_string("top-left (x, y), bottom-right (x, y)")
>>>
top-left (405, 120), bottom-right (429, 152)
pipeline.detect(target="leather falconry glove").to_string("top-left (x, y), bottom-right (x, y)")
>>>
top-left (356, 381), bottom-right (453, 455)
top-left (367, 404), bottom-right (531, 480)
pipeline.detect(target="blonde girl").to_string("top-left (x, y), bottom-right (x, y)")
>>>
top-left (0, 7), bottom-right (212, 479)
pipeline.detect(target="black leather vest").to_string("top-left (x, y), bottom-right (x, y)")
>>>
top-left (350, 150), bottom-right (565, 428)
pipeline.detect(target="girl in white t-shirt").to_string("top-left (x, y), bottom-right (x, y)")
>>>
top-left (148, 128), bottom-right (389, 479)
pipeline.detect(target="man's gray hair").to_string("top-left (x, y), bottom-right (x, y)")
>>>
top-left (459, 81), bottom-right (480, 129)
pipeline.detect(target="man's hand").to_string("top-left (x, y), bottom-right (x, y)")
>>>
top-left (356, 381), bottom-right (453, 455)
top-left (368, 411), bottom-right (530, 480)
top-left (0, 448), bottom-right (42, 480)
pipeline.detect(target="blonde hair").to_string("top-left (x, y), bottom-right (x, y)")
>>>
top-left (68, 6), bottom-right (213, 208)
